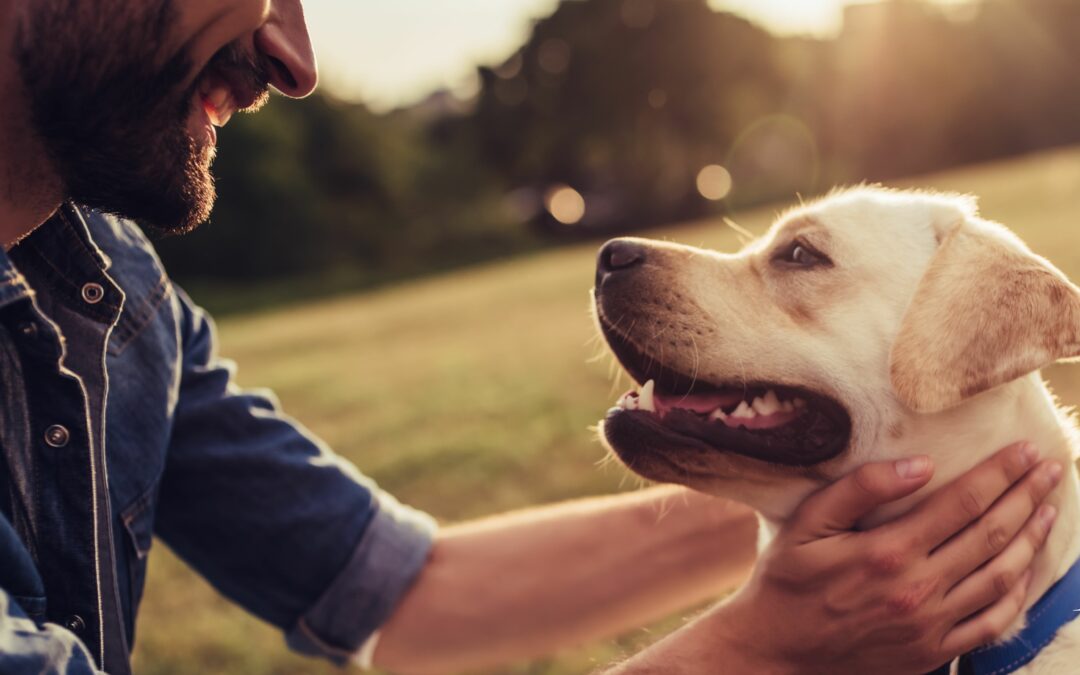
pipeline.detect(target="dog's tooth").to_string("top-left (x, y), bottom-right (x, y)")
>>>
top-left (764, 390), bottom-right (781, 409)
top-left (639, 380), bottom-right (656, 413)
top-left (753, 391), bottom-right (781, 416)
top-left (793, 398), bottom-right (807, 409)
top-left (709, 409), bottom-right (728, 422)
top-left (732, 401), bottom-right (756, 419)
top-left (780, 400), bottom-right (795, 413)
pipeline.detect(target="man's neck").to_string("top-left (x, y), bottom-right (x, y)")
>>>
top-left (0, 0), bottom-right (64, 250)
top-left (0, 194), bottom-right (61, 251)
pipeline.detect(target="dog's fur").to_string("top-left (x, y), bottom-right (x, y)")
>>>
top-left (594, 187), bottom-right (1080, 673)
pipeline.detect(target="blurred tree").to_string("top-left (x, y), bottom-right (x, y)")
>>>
top-left (471, 0), bottom-right (791, 229)
top-left (156, 94), bottom-right (533, 289)
top-left (155, 0), bottom-right (1080, 303)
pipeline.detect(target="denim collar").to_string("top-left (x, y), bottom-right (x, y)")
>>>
top-left (4, 203), bottom-right (119, 322)
top-left (928, 556), bottom-right (1080, 675)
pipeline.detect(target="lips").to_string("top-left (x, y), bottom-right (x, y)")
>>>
top-left (198, 74), bottom-right (240, 129)
top-left (192, 55), bottom-right (269, 142)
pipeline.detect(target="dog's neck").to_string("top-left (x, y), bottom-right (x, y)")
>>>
top-left (892, 373), bottom-right (1080, 627)
top-left (757, 374), bottom-right (1080, 630)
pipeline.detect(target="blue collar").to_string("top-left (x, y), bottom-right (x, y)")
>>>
top-left (928, 556), bottom-right (1080, 675)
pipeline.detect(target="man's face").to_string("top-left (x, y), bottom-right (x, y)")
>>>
top-left (12, 0), bottom-right (316, 234)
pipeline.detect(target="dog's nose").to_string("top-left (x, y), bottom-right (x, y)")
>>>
top-left (598, 239), bottom-right (646, 278)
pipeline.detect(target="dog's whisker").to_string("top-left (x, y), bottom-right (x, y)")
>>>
top-left (723, 217), bottom-right (754, 246)
top-left (688, 333), bottom-right (701, 396)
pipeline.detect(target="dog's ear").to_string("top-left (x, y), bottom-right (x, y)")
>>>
top-left (890, 219), bottom-right (1080, 413)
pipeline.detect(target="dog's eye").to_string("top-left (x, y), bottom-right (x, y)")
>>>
top-left (773, 240), bottom-right (831, 269)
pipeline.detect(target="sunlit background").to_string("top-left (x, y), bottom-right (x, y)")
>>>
top-left (137, 1), bottom-right (1080, 673)
top-left (307, 0), bottom-right (862, 111)
top-left (159, 0), bottom-right (1080, 309)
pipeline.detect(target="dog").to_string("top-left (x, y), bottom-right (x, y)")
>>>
top-left (592, 187), bottom-right (1080, 673)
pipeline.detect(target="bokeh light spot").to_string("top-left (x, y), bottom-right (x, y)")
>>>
top-left (545, 185), bottom-right (586, 225)
top-left (538, 39), bottom-right (572, 75)
top-left (696, 165), bottom-right (733, 201)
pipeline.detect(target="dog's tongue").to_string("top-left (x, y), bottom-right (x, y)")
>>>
top-left (654, 391), bottom-right (744, 416)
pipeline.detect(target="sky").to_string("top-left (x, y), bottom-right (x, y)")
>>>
top-left (301, 0), bottom-right (867, 111)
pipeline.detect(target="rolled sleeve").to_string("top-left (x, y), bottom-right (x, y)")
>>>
top-left (286, 492), bottom-right (437, 663)
top-left (159, 288), bottom-right (437, 665)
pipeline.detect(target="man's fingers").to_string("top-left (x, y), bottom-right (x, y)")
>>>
top-left (938, 503), bottom-right (1056, 622)
top-left (940, 569), bottom-right (1033, 657)
top-left (932, 461), bottom-right (1062, 586)
top-left (789, 456), bottom-right (933, 542)
top-left (899, 443), bottom-right (1039, 553)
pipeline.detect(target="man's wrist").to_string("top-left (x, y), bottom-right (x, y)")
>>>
top-left (697, 599), bottom-right (801, 675)
top-left (608, 601), bottom-right (799, 675)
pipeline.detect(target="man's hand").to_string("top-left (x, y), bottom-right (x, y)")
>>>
top-left (615, 443), bottom-right (1062, 674)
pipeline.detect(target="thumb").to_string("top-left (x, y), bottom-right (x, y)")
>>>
top-left (788, 456), bottom-right (934, 543)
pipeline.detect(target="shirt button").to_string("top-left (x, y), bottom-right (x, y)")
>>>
top-left (44, 425), bottom-right (70, 448)
top-left (81, 282), bottom-right (105, 304)
top-left (63, 615), bottom-right (86, 635)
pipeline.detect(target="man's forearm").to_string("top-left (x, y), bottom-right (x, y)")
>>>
top-left (605, 598), bottom-right (795, 675)
top-left (373, 486), bottom-right (758, 675)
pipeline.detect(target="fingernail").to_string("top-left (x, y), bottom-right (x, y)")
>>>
top-left (896, 456), bottom-right (931, 479)
top-left (1020, 443), bottom-right (1039, 468)
top-left (1039, 504), bottom-right (1058, 529)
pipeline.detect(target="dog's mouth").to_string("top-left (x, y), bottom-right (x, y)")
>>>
top-left (599, 315), bottom-right (852, 468)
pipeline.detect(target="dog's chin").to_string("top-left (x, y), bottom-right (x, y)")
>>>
top-left (598, 416), bottom-right (827, 522)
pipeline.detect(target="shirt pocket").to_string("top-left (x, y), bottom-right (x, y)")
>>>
top-left (120, 488), bottom-right (156, 613)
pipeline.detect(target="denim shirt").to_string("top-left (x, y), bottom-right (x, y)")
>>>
top-left (0, 204), bottom-right (436, 674)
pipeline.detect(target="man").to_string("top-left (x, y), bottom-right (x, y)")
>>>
top-left (0, 1), bottom-right (1061, 673)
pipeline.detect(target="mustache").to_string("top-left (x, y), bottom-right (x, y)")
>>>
top-left (201, 41), bottom-right (273, 112)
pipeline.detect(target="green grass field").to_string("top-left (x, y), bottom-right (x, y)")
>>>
top-left (130, 146), bottom-right (1080, 674)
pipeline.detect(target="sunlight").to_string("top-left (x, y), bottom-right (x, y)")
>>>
top-left (711, 0), bottom-right (849, 36)
top-left (315, 0), bottom-right (983, 110)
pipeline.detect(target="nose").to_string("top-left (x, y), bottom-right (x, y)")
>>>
top-left (597, 239), bottom-right (646, 284)
top-left (255, 0), bottom-right (319, 98)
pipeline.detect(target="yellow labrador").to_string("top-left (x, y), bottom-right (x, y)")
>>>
top-left (593, 187), bottom-right (1080, 673)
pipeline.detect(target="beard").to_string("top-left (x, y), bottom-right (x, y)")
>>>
top-left (13, 1), bottom-right (268, 235)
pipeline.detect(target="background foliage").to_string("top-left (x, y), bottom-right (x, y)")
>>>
top-left (157, 0), bottom-right (1080, 310)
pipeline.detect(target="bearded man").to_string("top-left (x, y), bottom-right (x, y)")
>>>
top-left (0, 2), bottom-right (1060, 673)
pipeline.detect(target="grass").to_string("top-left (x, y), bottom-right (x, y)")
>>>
top-left (131, 145), bottom-right (1080, 674)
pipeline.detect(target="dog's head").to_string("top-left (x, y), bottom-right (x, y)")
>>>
top-left (594, 187), bottom-right (1080, 522)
